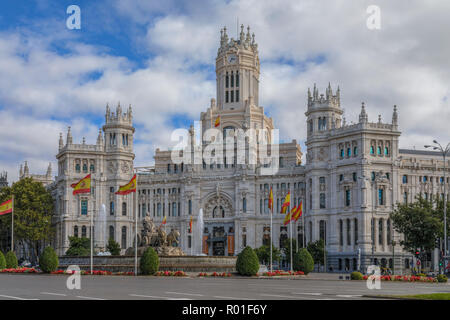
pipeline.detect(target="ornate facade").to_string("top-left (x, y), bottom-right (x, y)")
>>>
top-left (24, 25), bottom-right (447, 273)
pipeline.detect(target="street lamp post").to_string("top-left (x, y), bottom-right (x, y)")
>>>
top-left (425, 141), bottom-right (450, 275)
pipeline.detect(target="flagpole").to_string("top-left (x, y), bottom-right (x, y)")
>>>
top-left (11, 195), bottom-right (14, 252)
top-left (135, 171), bottom-right (138, 276)
top-left (302, 199), bottom-right (305, 248)
top-left (90, 184), bottom-right (93, 275)
top-left (289, 200), bottom-right (293, 273)
top-left (270, 192), bottom-right (273, 273)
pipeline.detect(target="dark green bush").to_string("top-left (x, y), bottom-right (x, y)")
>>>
top-left (5, 251), bottom-right (18, 269)
top-left (236, 246), bottom-right (260, 276)
top-left (293, 248), bottom-right (314, 274)
top-left (106, 238), bottom-right (121, 256)
top-left (39, 246), bottom-right (59, 273)
top-left (437, 274), bottom-right (448, 283)
top-left (65, 236), bottom-right (91, 256)
top-left (0, 251), bottom-right (5, 270)
top-left (140, 247), bottom-right (159, 275)
top-left (351, 271), bottom-right (364, 280)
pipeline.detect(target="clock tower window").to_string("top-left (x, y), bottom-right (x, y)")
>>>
top-left (231, 71), bottom-right (234, 87)
top-left (230, 90), bottom-right (234, 103)
top-left (226, 72), bottom-right (229, 88)
top-left (225, 91), bottom-right (229, 103)
top-left (236, 71), bottom-right (239, 87)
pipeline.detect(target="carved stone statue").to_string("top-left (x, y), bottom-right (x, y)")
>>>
top-left (125, 216), bottom-right (185, 256)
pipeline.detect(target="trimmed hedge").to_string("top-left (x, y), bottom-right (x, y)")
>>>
top-left (5, 251), bottom-right (18, 269)
top-left (39, 246), bottom-right (59, 273)
top-left (140, 247), bottom-right (159, 275)
top-left (236, 246), bottom-right (260, 276)
top-left (0, 251), bottom-right (5, 270)
top-left (293, 248), bottom-right (314, 275)
top-left (437, 274), bottom-right (448, 283)
top-left (351, 271), bottom-right (364, 280)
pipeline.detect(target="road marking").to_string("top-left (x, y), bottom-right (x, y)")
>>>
top-left (291, 292), bottom-right (322, 296)
top-left (336, 294), bottom-right (362, 298)
top-left (0, 295), bottom-right (38, 300)
top-left (40, 292), bottom-right (67, 297)
top-left (165, 291), bottom-right (203, 297)
top-left (260, 294), bottom-right (303, 299)
top-left (129, 294), bottom-right (192, 300)
top-left (213, 296), bottom-right (252, 300)
top-left (76, 295), bottom-right (106, 300)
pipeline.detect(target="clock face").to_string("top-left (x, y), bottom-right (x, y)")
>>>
top-left (227, 54), bottom-right (237, 64)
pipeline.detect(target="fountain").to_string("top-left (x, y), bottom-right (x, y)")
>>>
top-left (196, 208), bottom-right (205, 255)
top-left (95, 204), bottom-right (107, 252)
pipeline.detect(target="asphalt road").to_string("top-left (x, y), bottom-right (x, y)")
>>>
top-left (0, 274), bottom-right (449, 300)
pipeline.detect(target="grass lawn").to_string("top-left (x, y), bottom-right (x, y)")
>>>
top-left (394, 293), bottom-right (450, 300)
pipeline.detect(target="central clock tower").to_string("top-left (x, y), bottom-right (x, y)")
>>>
top-left (216, 25), bottom-right (260, 110)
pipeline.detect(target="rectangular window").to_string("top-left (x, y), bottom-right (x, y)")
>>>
top-left (347, 219), bottom-right (351, 246)
top-left (231, 71), bottom-right (234, 87)
top-left (402, 175), bottom-right (408, 184)
top-left (236, 90), bottom-right (239, 102)
top-left (226, 72), bottom-right (229, 88)
top-left (81, 200), bottom-right (88, 215)
top-left (230, 90), bottom-right (234, 103)
top-left (354, 219), bottom-right (358, 245)
top-left (225, 91), bottom-right (229, 103)
top-left (319, 193), bottom-right (326, 209)
top-left (345, 190), bottom-right (351, 206)
top-left (378, 189), bottom-right (384, 205)
top-left (236, 72), bottom-right (239, 87)
top-left (339, 220), bottom-right (343, 246)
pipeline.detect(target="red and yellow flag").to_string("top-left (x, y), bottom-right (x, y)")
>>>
top-left (292, 201), bottom-right (303, 221)
top-left (0, 199), bottom-right (12, 216)
top-left (162, 216), bottom-right (167, 225)
top-left (280, 191), bottom-right (290, 214)
top-left (268, 187), bottom-right (273, 212)
top-left (189, 216), bottom-right (193, 233)
top-left (115, 174), bottom-right (137, 195)
top-left (284, 206), bottom-right (296, 225)
top-left (71, 174), bottom-right (91, 195)
top-left (214, 115), bottom-right (220, 127)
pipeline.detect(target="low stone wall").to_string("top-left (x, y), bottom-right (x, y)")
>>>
top-left (58, 255), bottom-right (237, 273)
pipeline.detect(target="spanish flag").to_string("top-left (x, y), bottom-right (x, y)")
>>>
top-left (214, 115), bottom-right (220, 127)
top-left (71, 174), bottom-right (91, 195)
top-left (162, 216), bottom-right (167, 225)
top-left (280, 191), bottom-right (290, 214)
top-left (283, 206), bottom-right (296, 225)
top-left (115, 174), bottom-right (137, 195)
top-left (292, 201), bottom-right (303, 221)
top-left (268, 187), bottom-right (273, 212)
top-left (189, 216), bottom-right (193, 233)
top-left (0, 199), bottom-right (12, 216)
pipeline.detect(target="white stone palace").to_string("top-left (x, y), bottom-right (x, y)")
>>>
top-left (21, 25), bottom-right (449, 273)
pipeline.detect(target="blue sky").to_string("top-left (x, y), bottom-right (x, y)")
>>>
top-left (0, 0), bottom-right (450, 182)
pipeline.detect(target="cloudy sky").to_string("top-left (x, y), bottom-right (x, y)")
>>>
top-left (0, 0), bottom-right (449, 182)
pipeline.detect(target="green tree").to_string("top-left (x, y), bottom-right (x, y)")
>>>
top-left (106, 238), bottom-right (121, 256)
top-left (39, 246), bottom-right (59, 273)
top-left (390, 197), bottom-right (442, 255)
top-left (0, 178), bottom-right (54, 263)
top-left (307, 239), bottom-right (325, 267)
top-left (254, 244), bottom-right (281, 264)
top-left (140, 247), bottom-right (159, 275)
top-left (0, 251), bottom-right (6, 270)
top-left (65, 236), bottom-right (91, 256)
top-left (293, 248), bottom-right (314, 274)
top-left (5, 251), bottom-right (18, 269)
top-left (236, 246), bottom-right (260, 276)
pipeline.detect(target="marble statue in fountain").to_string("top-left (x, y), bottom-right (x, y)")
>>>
top-left (125, 216), bottom-right (186, 256)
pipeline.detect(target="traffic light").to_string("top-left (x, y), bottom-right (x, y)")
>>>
top-left (415, 250), bottom-right (420, 257)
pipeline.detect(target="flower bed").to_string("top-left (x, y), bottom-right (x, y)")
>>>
top-left (198, 272), bottom-right (232, 277)
top-left (362, 275), bottom-right (437, 283)
top-left (50, 269), bottom-right (132, 276)
top-left (262, 270), bottom-right (305, 277)
top-left (0, 267), bottom-right (38, 273)
top-left (155, 270), bottom-right (186, 277)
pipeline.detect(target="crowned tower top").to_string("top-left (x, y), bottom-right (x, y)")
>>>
top-left (216, 25), bottom-right (260, 110)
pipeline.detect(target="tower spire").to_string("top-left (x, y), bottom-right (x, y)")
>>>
top-left (392, 105), bottom-right (398, 126)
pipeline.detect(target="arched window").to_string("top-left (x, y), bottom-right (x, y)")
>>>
top-left (75, 163), bottom-right (81, 173)
top-left (370, 146), bottom-right (375, 155)
top-left (121, 226), bottom-right (127, 248)
top-left (346, 219), bottom-right (351, 245)
top-left (188, 200), bottom-right (192, 215)
top-left (109, 226), bottom-right (114, 241)
top-left (74, 226), bottom-right (79, 238)
top-left (339, 220), bottom-right (343, 246)
top-left (81, 226), bottom-right (87, 238)
top-left (378, 219), bottom-right (383, 245)
top-left (83, 163), bottom-right (88, 173)
top-left (243, 197), bottom-right (247, 213)
top-left (377, 146), bottom-right (382, 155)
top-left (110, 201), bottom-right (114, 216)
top-left (157, 203), bottom-right (161, 216)
top-left (225, 72), bottom-right (229, 88)
top-left (172, 202), bottom-right (177, 217)
top-left (235, 71), bottom-right (239, 87)
top-left (230, 71), bottom-right (234, 87)
top-left (122, 202), bottom-right (127, 216)
top-left (354, 218), bottom-right (358, 245)
top-left (340, 149), bottom-right (344, 158)
top-left (384, 146), bottom-right (389, 156)
top-left (90, 164), bottom-right (95, 172)
top-left (347, 148), bottom-right (351, 157)
top-left (353, 146), bottom-right (358, 156)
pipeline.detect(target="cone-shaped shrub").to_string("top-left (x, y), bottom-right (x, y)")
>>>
top-left (0, 251), bottom-right (5, 270)
top-left (140, 247), bottom-right (159, 275)
top-left (39, 246), bottom-right (59, 273)
top-left (236, 246), bottom-right (260, 276)
top-left (293, 248), bottom-right (314, 274)
top-left (5, 251), bottom-right (18, 269)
